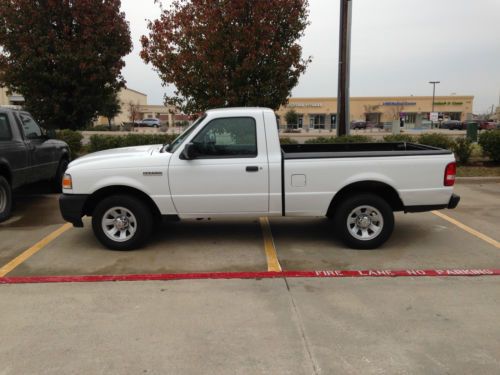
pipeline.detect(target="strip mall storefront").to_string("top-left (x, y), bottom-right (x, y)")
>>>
top-left (275, 96), bottom-right (474, 129)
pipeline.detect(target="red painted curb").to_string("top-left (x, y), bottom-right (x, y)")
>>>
top-left (1, 269), bottom-right (499, 284)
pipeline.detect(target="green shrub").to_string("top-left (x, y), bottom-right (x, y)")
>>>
top-left (55, 129), bottom-right (83, 156)
top-left (87, 124), bottom-right (121, 131)
top-left (479, 130), bottom-right (500, 162)
top-left (417, 133), bottom-right (453, 150)
top-left (382, 134), bottom-right (416, 143)
top-left (279, 137), bottom-right (298, 145)
top-left (305, 135), bottom-right (373, 144)
top-left (89, 134), bottom-right (178, 153)
top-left (452, 138), bottom-right (473, 164)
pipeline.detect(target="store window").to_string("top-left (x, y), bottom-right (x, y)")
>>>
top-left (310, 114), bottom-right (325, 129)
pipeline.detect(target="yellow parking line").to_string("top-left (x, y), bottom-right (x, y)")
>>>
top-left (0, 223), bottom-right (72, 277)
top-left (432, 211), bottom-right (500, 249)
top-left (259, 217), bottom-right (282, 272)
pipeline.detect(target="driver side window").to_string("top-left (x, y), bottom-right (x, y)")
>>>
top-left (20, 114), bottom-right (42, 139)
top-left (191, 117), bottom-right (257, 158)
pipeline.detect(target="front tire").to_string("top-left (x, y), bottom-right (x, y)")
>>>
top-left (0, 176), bottom-right (12, 223)
top-left (92, 195), bottom-right (153, 250)
top-left (334, 193), bottom-right (394, 249)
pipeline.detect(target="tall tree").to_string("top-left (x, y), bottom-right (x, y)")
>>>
top-left (99, 91), bottom-right (122, 128)
top-left (141, 0), bottom-right (311, 113)
top-left (0, 0), bottom-right (132, 130)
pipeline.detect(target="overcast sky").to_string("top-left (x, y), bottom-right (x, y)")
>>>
top-left (121, 0), bottom-right (500, 114)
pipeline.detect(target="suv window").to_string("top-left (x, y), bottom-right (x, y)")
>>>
top-left (191, 117), bottom-right (257, 158)
top-left (0, 113), bottom-right (12, 140)
top-left (20, 114), bottom-right (42, 139)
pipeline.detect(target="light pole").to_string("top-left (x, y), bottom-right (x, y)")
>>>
top-left (429, 81), bottom-right (440, 128)
top-left (337, 0), bottom-right (353, 136)
top-left (429, 81), bottom-right (440, 113)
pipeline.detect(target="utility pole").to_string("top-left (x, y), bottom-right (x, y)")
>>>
top-left (337, 0), bottom-right (353, 136)
top-left (429, 81), bottom-right (440, 128)
top-left (429, 81), bottom-right (440, 113)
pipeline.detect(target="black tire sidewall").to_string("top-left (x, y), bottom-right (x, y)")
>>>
top-left (0, 176), bottom-right (13, 223)
top-left (92, 195), bottom-right (153, 250)
top-left (334, 193), bottom-right (394, 249)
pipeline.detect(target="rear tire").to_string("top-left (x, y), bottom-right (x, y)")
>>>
top-left (0, 176), bottom-right (12, 223)
top-left (333, 193), bottom-right (394, 249)
top-left (92, 195), bottom-right (153, 250)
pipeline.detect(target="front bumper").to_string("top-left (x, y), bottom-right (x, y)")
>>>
top-left (59, 194), bottom-right (88, 227)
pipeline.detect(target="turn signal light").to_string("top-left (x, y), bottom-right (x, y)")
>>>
top-left (62, 174), bottom-right (72, 190)
top-left (444, 162), bottom-right (456, 186)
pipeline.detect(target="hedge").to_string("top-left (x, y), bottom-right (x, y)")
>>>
top-left (304, 135), bottom-right (373, 144)
top-left (88, 134), bottom-right (178, 153)
top-left (479, 130), bottom-right (500, 162)
top-left (55, 129), bottom-right (83, 156)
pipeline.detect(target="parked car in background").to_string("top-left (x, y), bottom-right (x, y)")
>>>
top-left (478, 121), bottom-right (496, 131)
top-left (0, 107), bottom-right (70, 222)
top-left (440, 120), bottom-right (464, 130)
top-left (350, 121), bottom-right (367, 129)
top-left (140, 118), bottom-right (161, 128)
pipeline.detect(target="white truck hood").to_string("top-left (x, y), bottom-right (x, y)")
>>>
top-left (69, 145), bottom-right (167, 170)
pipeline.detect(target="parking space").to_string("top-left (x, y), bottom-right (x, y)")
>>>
top-left (0, 181), bottom-right (499, 279)
top-left (1, 181), bottom-right (499, 373)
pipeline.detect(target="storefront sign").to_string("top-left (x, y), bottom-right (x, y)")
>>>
top-left (382, 101), bottom-right (416, 106)
top-left (433, 101), bottom-right (463, 106)
top-left (287, 103), bottom-right (322, 108)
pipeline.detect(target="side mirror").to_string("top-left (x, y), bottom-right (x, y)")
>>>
top-left (181, 143), bottom-right (196, 160)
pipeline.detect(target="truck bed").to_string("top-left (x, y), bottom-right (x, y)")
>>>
top-left (281, 142), bottom-right (451, 159)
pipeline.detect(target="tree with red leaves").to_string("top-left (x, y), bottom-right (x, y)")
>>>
top-left (141, 0), bottom-right (311, 113)
top-left (0, 0), bottom-right (132, 129)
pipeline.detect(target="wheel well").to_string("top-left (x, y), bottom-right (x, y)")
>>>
top-left (327, 181), bottom-right (404, 216)
top-left (0, 163), bottom-right (12, 184)
top-left (83, 186), bottom-right (162, 219)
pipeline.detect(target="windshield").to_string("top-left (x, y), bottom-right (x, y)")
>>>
top-left (164, 114), bottom-right (207, 153)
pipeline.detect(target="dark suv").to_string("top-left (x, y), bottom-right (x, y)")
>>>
top-left (0, 107), bottom-right (70, 222)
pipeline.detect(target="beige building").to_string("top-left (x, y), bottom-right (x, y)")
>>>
top-left (0, 87), bottom-right (24, 107)
top-left (96, 87), bottom-right (176, 126)
top-left (276, 95), bottom-right (474, 129)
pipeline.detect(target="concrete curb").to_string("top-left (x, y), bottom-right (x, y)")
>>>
top-left (456, 177), bottom-right (500, 184)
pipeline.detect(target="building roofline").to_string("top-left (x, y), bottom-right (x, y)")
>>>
top-left (124, 87), bottom-right (147, 97)
top-left (286, 95), bottom-right (474, 101)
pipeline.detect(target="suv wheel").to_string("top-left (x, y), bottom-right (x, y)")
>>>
top-left (0, 176), bottom-right (12, 223)
top-left (92, 195), bottom-right (153, 250)
top-left (334, 193), bottom-right (394, 249)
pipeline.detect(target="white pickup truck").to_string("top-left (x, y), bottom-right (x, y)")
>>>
top-left (59, 107), bottom-right (460, 250)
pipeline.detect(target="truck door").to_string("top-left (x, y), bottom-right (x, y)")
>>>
top-left (0, 113), bottom-right (29, 188)
top-left (18, 113), bottom-right (56, 182)
top-left (168, 116), bottom-right (269, 215)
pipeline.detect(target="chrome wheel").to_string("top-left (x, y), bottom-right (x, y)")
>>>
top-left (347, 205), bottom-right (384, 241)
top-left (101, 206), bottom-right (137, 242)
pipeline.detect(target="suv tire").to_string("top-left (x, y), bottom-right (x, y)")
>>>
top-left (0, 176), bottom-right (12, 223)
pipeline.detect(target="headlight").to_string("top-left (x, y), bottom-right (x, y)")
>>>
top-left (62, 174), bottom-right (72, 190)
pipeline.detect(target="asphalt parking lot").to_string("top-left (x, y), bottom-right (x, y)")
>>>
top-left (1, 181), bottom-right (499, 374)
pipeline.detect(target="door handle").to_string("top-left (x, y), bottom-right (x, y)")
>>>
top-left (246, 166), bottom-right (259, 172)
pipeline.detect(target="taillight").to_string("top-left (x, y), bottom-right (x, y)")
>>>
top-left (444, 162), bottom-right (456, 186)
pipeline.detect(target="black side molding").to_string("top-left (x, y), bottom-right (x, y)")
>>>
top-left (404, 194), bottom-right (460, 213)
